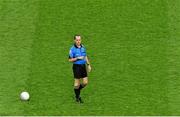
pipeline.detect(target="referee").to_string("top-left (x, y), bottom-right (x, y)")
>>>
top-left (68, 35), bottom-right (91, 103)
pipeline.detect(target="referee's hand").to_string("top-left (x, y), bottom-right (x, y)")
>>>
top-left (76, 56), bottom-right (85, 60)
top-left (87, 65), bottom-right (91, 72)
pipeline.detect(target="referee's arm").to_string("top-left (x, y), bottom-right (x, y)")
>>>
top-left (69, 57), bottom-right (77, 62)
top-left (85, 56), bottom-right (91, 72)
top-left (85, 56), bottom-right (90, 65)
top-left (69, 49), bottom-right (78, 62)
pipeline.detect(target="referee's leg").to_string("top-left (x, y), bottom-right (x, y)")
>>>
top-left (79, 77), bottom-right (88, 90)
top-left (74, 79), bottom-right (80, 100)
top-left (77, 77), bottom-right (88, 103)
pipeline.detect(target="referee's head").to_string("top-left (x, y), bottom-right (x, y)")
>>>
top-left (74, 35), bottom-right (81, 46)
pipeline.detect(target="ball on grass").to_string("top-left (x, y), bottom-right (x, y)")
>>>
top-left (20, 91), bottom-right (30, 101)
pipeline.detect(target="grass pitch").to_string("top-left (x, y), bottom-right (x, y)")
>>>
top-left (0, 0), bottom-right (180, 115)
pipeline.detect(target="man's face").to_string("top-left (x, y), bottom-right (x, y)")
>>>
top-left (74, 36), bottom-right (81, 46)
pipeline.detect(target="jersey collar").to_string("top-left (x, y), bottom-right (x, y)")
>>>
top-left (74, 44), bottom-right (82, 48)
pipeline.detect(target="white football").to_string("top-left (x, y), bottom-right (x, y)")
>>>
top-left (20, 92), bottom-right (30, 101)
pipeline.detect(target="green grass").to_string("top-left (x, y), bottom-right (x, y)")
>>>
top-left (0, 0), bottom-right (180, 115)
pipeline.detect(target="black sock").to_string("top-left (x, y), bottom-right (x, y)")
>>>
top-left (74, 88), bottom-right (80, 99)
top-left (78, 88), bottom-right (81, 98)
top-left (79, 84), bottom-right (86, 90)
top-left (74, 84), bottom-right (86, 99)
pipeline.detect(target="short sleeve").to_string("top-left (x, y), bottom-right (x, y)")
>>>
top-left (69, 49), bottom-right (74, 58)
top-left (82, 47), bottom-right (87, 56)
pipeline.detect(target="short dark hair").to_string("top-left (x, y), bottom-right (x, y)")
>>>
top-left (74, 34), bottom-right (81, 40)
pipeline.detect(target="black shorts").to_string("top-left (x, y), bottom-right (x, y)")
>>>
top-left (73, 64), bottom-right (87, 79)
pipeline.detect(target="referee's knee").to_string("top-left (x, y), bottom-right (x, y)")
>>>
top-left (83, 81), bottom-right (88, 86)
top-left (74, 85), bottom-right (80, 89)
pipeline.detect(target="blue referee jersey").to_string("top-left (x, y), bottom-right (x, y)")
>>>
top-left (69, 44), bottom-right (87, 64)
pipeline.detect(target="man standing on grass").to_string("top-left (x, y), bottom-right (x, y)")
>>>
top-left (68, 35), bottom-right (91, 103)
